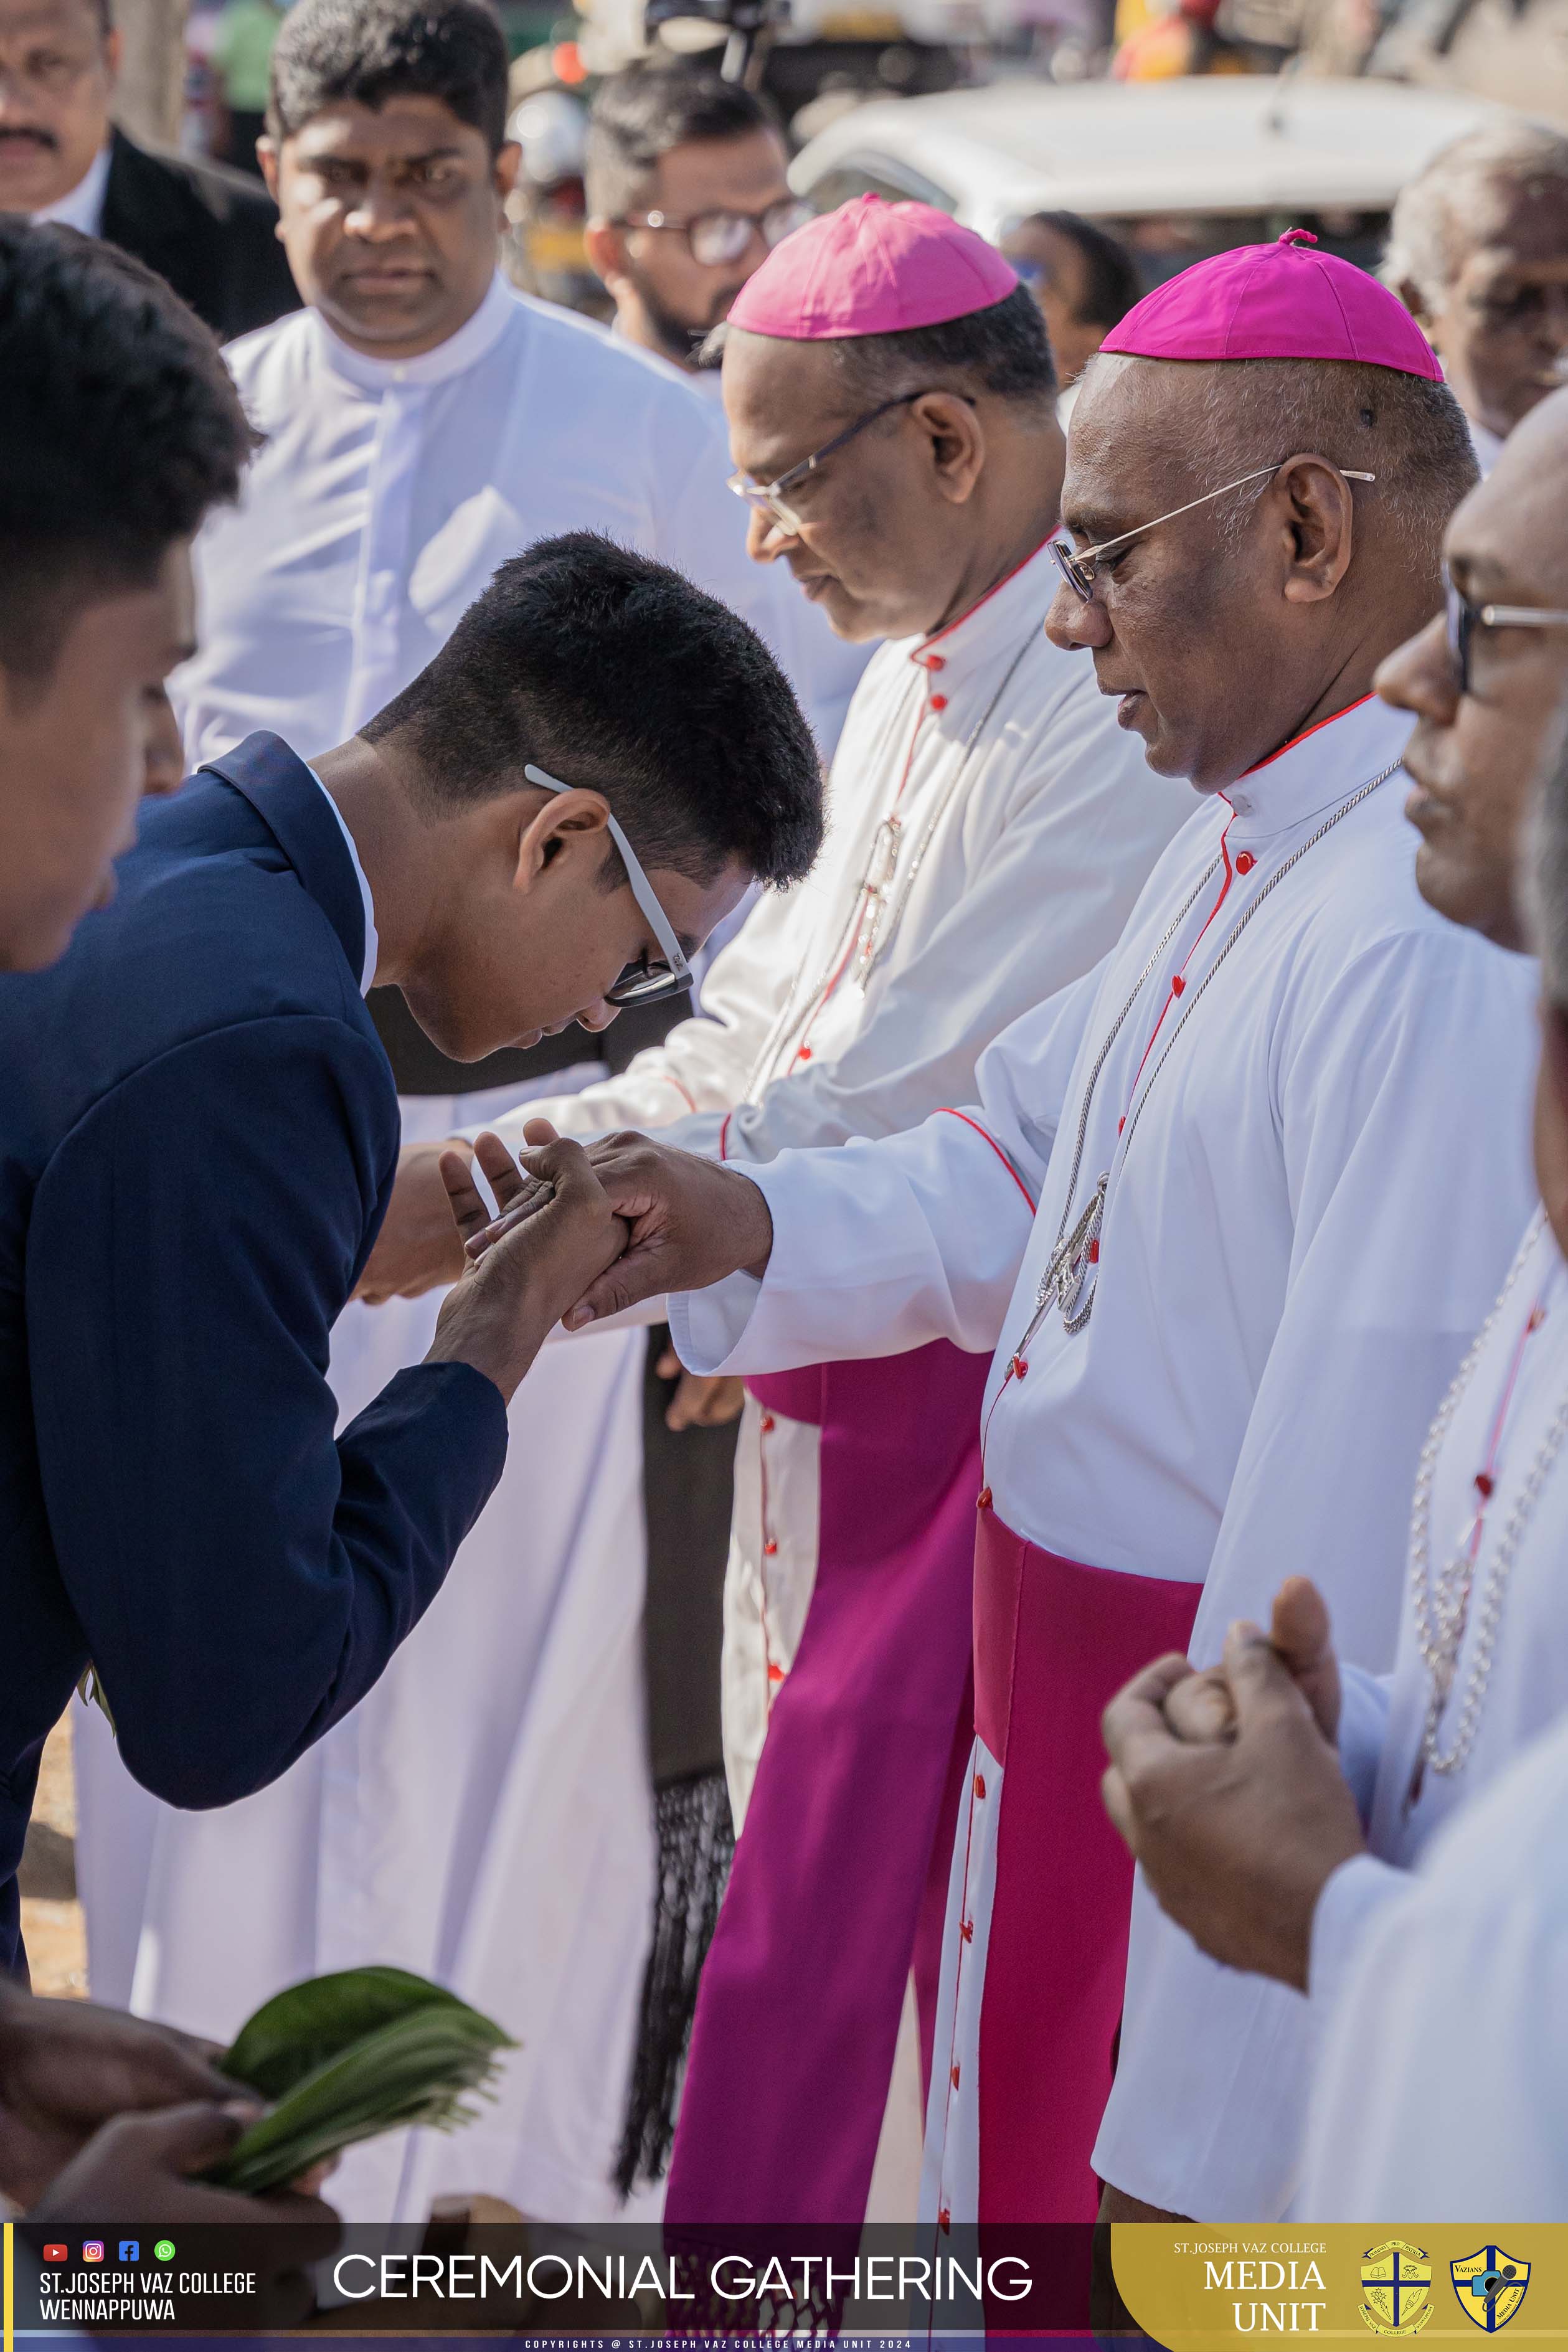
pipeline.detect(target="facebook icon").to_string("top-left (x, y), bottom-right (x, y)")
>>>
top-left (119, 2242), bottom-right (139, 2262)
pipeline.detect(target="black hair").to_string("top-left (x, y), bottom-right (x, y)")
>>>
top-left (1022, 210), bottom-right (1141, 331)
top-left (585, 62), bottom-right (781, 220)
top-left (0, 220), bottom-right (253, 679)
top-left (364, 532), bottom-right (824, 889)
top-left (826, 280), bottom-right (1056, 408)
top-left (267, 0), bottom-right (509, 154)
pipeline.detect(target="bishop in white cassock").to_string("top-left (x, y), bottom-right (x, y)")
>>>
top-left (541, 235), bottom-right (1543, 2230)
top-left (69, 111), bottom-right (862, 2227)
top-left (435, 202), bottom-right (1192, 2227)
top-left (1094, 369), bottom-right (1568, 2229)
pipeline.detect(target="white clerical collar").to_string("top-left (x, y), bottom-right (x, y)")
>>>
top-left (313, 269), bottom-right (517, 394)
top-left (308, 767), bottom-right (379, 992)
top-left (1221, 692), bottom-right (1414, 838)
top-left (906, 536), bottom-right (1058, 692)
top-left (1469, 415), bottom-right (1505, 480)
top-left (31, 140), bottom-right (111, 236)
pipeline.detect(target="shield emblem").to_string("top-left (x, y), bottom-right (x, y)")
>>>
top-left (1361, 2241), bottom-right (1433, 2336)
top-left (1451, 2247), bottom-right (1531, 2332)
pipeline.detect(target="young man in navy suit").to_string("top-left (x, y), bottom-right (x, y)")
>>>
top-left (0, 212), bottom-right (338, 2292)
top-left (0, 517), bottom-right (824, 1979)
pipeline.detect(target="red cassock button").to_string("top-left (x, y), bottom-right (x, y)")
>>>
top-left (939, 2209), bottom-right (952, 2234)
top-left (1011, 1356), bottom-right (1028, 1379)
top-left (760, 1412), bottom-right (775, 1433)
top-left (767, 1662), bottom-right (785, 1684)
top-left (763, 1539), bottom-right (778, 1556)
top-left (930, 693), bottom-right (949, 712)
top-left (977, 1485), bottom-right (992, 1511)
top-left (796, 1044), bottom-right (813, 1062)
top-left (973, 1772), bottom-right (986, 1800)
top-left (950, 2064), bottom-right (961, 2089)
top-left (1235, 851), bottom-right (1256, 875)
top-left (1474, 1471), bottom-right (1495, 1498)
top-left (925, 653), bottom-right (946, 671)
top-left (1171, 975), bottom-right (1186, 996)
top-left (960, 1917), bottom-right (975, 1942)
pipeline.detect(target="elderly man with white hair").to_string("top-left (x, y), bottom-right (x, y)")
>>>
top-left (1387, 120), bottom-right (1568, 475)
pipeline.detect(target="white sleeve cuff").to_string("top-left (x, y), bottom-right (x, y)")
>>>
top-left (1336, 1666), bottom-right (1394, 1823)
top-left (1308, 1851), bottom-right (1409, 2021)
top-left (668, 1270), bottom-right (766, 1373)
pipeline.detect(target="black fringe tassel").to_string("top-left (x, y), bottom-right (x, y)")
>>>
top-left (615, 1766), bottom-right (735, 2197)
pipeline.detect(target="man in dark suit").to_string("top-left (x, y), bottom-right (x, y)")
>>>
top-left (0, 214), bottom-right (339, 2279)
top-left (0, 525), bottom-right (824, 1977)
top-left (0, 0), bottom-right (296, 338)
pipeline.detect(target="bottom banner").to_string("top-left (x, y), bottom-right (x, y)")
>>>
top-left (4, 2221), bottom-right (1562, 2345)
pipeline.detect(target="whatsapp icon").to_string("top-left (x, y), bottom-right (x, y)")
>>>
top-left (154, 2241), bottom-right (175, 2262)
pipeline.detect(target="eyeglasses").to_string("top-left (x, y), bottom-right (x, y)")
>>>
top-left (524, 763), bottom-right (694, 1006)
top-left (728, 391), bottom-right (975, 539)
top-left (616, 197), bottom-right (811, 270)
top-left (1446, 577), bottom-right (1568, 696)
top-left (1049, 461), bottom-right (1377, 600)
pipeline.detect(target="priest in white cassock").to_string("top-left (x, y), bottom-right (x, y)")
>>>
top-left (67, 0), bottom-right (863, 2230)
top-left (1100, 382), bottom-right (1568, 2224)
top-left (481, 232), bottom-right (1542, 2233)
top-left (362, 194), bottom-right (1191, 2223)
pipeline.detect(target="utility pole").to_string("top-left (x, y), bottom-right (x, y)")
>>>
top-left (113, 0), bottom-right (189, 149)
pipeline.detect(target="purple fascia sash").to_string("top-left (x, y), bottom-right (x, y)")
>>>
top-left (664, 1338), bottom-right (989, 2227)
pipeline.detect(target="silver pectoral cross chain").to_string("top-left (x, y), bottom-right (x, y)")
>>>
top-left (1016, 762), bottom-right (1399, 1353)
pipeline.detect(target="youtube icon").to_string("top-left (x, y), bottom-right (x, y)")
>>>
top-left (41, 2246), bottom-right (67, 2265)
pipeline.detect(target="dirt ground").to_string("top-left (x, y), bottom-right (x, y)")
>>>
top-left (20, 1711), bottom-right (87, 1996)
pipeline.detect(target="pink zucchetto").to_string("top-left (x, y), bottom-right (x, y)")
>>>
top-left (1100, 228), bottom-right (1443, 381)
top-left (725, 193), bottom-right (1020, 342)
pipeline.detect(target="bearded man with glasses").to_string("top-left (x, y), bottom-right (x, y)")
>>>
top-left (472, 230), bottom-right (1541, 2251)
top-left (583, 64), bottom-right (809, 385)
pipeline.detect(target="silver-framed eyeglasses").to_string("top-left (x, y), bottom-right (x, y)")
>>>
top-left (728, 390), bottom-right (975, 539)
top-left (1446, 577), bottom-right (1568, 696)
top-left (615, 196), bottom-right (811, 269)
top-left (1049, 461), bottom-right (1377, 600)
top-left (525, 763), bottom-right (694, 1006)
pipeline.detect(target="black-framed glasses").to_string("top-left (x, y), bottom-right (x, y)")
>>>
top-left (1446, 575), bottom-right (1568, 696)
top-left (1049, 460), bottom-right (1376, 601)
top-left (727, 391), bottom-right (976, 539)
top-left (524, 763), bottom-right (694, 1008)
top-left (616, 196), bottom-right (811, 270)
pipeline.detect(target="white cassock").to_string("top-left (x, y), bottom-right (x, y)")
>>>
top-left (70, 271), bottom-right (866, 2227)
top-left (1300, 1209), bottom-right (1568, 2216)
top-left (668, 692), bottom-right (1539, 2226)
top-left (1301, 1711), bottom-right (1568, 2222)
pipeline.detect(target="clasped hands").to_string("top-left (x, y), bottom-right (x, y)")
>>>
top-left (423, 1124), bottom-right (773, 1404)
top-left (1099, 1577), bottom-right (1369, 1993)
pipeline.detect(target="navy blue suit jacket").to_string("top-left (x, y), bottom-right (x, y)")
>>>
top-left (0, 734), bottom-right (508, 1972)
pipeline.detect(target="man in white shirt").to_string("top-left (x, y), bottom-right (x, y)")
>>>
top-left (1386, 121), bottom-right (1568, 479)
top-left (68, 0), bottom-right (860, 2231)
top-left (1099, 383), bottom-right (1568, 2223)
top-left (481, 232), bottom-right (1539, 2234)
top-left (582, 63), bottom-right (806, 383)
top-left (369, 194), bottom-right (1189, 2227)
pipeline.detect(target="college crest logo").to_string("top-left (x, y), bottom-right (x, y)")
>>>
top-left (1451, 2247), bottom-right (1531, 2331)
top-left (1361, 2241), bottom-right (1433, 2335)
